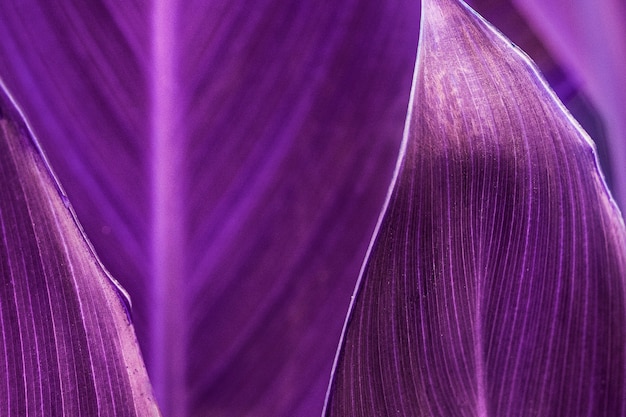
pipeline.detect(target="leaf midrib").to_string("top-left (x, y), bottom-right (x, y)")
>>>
top-left (150, 1), bottom-right (187, 416)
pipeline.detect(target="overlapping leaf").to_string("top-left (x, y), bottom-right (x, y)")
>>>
top-left (0, 1), bottom-right (421, 416)
top-left (0, 84), bottom-right (159, 415)
top-left (325, 0), bottom-right (626, 415)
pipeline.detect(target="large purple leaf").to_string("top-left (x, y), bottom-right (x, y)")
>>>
top-left (0, 84), bottom-right (159, 415)
top-left (325, 0), bottom-right (626, 415)
top-left (0, 1), bottom-right (420, 416)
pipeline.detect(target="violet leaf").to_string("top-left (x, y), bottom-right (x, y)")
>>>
top-left (0, 83), bottom-right (159, 415)
top-left (324, 0), bottom-right (626, 415)
top-left (0, 1), bottom-right (420, 416)
top-left (514, 0), bottom-right (626, 212)
top-left (468, 0), bottom-right (616, 195)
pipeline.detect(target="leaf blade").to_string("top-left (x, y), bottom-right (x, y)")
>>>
top-left (325, 0), bottom-right (626, 415)
top-left (0, 1), bottom-right (422, 415)
top-left (514, 0), bottom-right (626, 212)
top-left (0, 83), bottom-right (159, 416)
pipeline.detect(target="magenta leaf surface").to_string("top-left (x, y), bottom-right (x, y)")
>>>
top-left (0, 84), bottom-right (159, 416)
top-left (0, 1), bottom-right (420, 416)
top-left (324, 0), bottom-right (626, 415)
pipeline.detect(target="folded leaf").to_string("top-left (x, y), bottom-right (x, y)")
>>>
top-left (0, 1), bottom-right (420, 416)
top-left (324, 0), bottom-right (626, 415)
top-left (0, 83), bottom-right (159, 415)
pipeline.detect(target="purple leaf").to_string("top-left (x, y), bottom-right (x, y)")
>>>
top-left (324, 0), bottom-right (626, 415)
top-left (467, 0), bottom-right (616, 194)
top-left (0, 1), bottom-right (420, 416)
top-left (514, 0), bottom-right (626, 212)
top-left (0, 84), bottom-right (159, 415)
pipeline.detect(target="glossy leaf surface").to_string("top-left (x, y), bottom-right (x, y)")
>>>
top-left (0, 84), bottom-right (159, 416)
top-left (325, 0), bottom-right (626, 415)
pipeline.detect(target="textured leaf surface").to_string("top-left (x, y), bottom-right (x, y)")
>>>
top-left (469, 0), bottom-right (616, 194)
top-left (0, 84), bottom-right (159, 415)
top-left (514, 0), bottom-right (626, 212)
top-left (0, 1), bottom-right (420, 416)
top-left (325, 0), bottom-right (626, 415)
